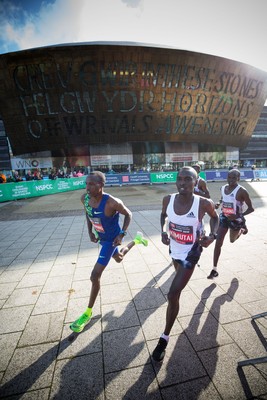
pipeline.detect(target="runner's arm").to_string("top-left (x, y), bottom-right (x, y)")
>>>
top-left (161, 195), bottom-right (171, 245)
top-left (119, 205), bottom-right (132, 233)
top-left (108, 197), bottom-right (132, 241)
top-left (241, 189), bottom-right (254, 217)
top-left (197, 179), bottom-right (210, 198)
top-left (81, 193), bottom-right (98, 242)
top-left (198, 199), bottom-right (219, 247)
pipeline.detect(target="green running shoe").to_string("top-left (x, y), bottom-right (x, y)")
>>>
top-left (70, 311), bottom-right (92, 333)
top-left (134, 231), bottom-right (148, 247)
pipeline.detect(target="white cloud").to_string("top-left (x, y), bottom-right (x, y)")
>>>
top-left (0, 0), bottom-right (267, 72)
top-left (121, 0), bottom-right (143, 8)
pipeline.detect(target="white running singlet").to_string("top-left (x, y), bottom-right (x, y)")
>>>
top-left (167, 194), bottom-right (202, 261)
top-left (221, 185), bottom-right (243, 217)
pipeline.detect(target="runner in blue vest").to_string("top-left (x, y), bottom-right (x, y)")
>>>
top-left (70, 171), bottom-right (148, 333)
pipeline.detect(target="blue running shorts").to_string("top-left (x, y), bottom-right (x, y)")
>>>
top-left (97, 241), bottom-right (119, 266)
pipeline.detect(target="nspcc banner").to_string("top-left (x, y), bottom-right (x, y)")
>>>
top-left (0, 177), bottom-right (86, 202)
top-left (150, 172), bottom-right (178, 183)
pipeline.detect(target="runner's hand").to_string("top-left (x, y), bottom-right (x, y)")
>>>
top-left (89, 232), bottom-right (99, 243)
top-left (161, 232), bottom-right (170, 246)
top-left (113, 235), bottom-right (122, 247)
top-left (227, 214), bottom-right (239, 221)
top-left (198, 234), bottom-right (215, 248)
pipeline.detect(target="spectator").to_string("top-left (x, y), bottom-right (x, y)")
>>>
top-left (48, 169), bottom-right (57, 180)
top-left (57, 170), bottom-right (65, 178)
top-left (13, 171), bottom-right (23, 182)
top-left (6, 174), bottom-right (15, 183)
top-left (33, 171), bottom-right (43, 180)
top-left (0, 172), bottom-right (7, 183)
top-left (25, 170), bottom-right (33, 181)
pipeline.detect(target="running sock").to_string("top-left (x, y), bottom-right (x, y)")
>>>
top-left (85, 307), bottom-right (92, 317)
top-left (161, 333), bottom-right (170, 342)
top-left (212, 267), bottom-right (218, 272)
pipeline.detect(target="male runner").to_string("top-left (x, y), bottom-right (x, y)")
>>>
top-left (152, 166), bottom-right (218, 361)
top-left (192, 164), bottom-right (210, 198)
top-left (70, 171), bottom-right (148, 333)
top-left (207, 168), bottom-right (254, 279)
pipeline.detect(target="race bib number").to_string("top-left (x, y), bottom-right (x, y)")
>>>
top-left (90, 217), bottom-right (105, 233)
top-left (222, 201), bottom-right (235, 216)
top-left (169, 222), bottom-right (193, 244)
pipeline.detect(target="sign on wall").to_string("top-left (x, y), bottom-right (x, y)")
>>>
top-left (11, 156), bottom-right (53, 170)
top-left (1, 44), bottom-right (267, 156)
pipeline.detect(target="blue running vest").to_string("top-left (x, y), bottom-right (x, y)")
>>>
top-left (84, 193), bottom-right (120, 241)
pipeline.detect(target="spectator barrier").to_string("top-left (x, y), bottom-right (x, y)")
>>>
top-left (0, 177), bottom-right (86, 202)
top-left (0, 170), bottom-right (266, 203)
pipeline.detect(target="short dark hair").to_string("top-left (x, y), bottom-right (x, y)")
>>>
top-left (89, 171), bottom-right (106, 185)
top-left (228, 168), bottom-right (240, 178)
top-left (192, 164), bottom-right (201, 173)
top-left (178, 166), bottom-right (198, 179)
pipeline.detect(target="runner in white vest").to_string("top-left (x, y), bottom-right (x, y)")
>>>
top-left (207, 168), bottom-right (254, 279)
top-left (152, 166), bottom-right (219, 362)
top-left (192, 164), bottom-right (210, 198)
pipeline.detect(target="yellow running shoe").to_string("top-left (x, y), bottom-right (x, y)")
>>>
top-left (70, 311), bottom-right (92, 333)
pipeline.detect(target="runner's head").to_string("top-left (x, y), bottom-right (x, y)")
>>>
top-left (86, 171), bottom-right (106, 196)
top-left (89, 171), bottom-right (106, 185)
top-left (192, 164), bottom-right (201, 175)
top-left (227, 169), bottom-right (240, 187)
top-left (176, 167), bottom-right (197, 195)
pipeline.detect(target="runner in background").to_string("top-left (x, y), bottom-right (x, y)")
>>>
top-left (207, 168), bottom-right (254, 279)
top-left (192, 164), bottom-right (210, 198)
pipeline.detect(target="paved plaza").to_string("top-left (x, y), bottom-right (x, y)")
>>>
top-left (0, 181), bottom-right (266, 399)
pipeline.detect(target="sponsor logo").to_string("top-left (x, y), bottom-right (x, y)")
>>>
top-left (94, 211), bottom-right (102, 215)
top-left (187, 212), bottom-right (195, 218)
top-left (35, 184), bottom-right (53, 191)
top-left (73, 180), bottom-right (85, 186)
top-left (156, 173), bottom-right (174, 180)
top-left (31, 159), bottom-right (39, 167)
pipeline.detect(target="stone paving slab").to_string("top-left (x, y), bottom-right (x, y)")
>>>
top-left (0, 182), bottom-right (266, 399)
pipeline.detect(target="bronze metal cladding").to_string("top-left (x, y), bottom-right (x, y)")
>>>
top-left (0, 43), bottom-right (267, 155)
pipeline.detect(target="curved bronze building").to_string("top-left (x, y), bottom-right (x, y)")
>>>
top-left (1, 42), bottom-right (267, 170)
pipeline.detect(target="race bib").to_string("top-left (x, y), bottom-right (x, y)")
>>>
top-left (169, 222), bottom-right (193, 244)
top-left (90, 217), bottom-right (105, 233)
top-left (222, 201), bottom-right (235, 216)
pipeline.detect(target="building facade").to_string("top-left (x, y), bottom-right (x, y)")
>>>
top-left (1, 43), bottom-right (267, 174)
top-left (240, 106), bottom-right (267, 167)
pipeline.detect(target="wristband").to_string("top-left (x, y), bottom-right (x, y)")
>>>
top-left (119, 230), bottom-right (127, 236)
top-left (161, 232), bottom-right (168, 235)
top-left (209, 233), bottom-right (217, 239)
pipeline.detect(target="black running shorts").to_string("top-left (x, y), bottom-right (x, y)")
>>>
top-left (220, 213), bottom-right (246, 231)
top-left (172, 241), bottom-right (203, 269)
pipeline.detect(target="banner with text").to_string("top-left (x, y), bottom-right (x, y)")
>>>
top-left (150, 172), bottom-right (178, 183)
top-left (1, 170), bottom-right (266, 203)
top-left (0, 177), bottom-right (86, 202)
